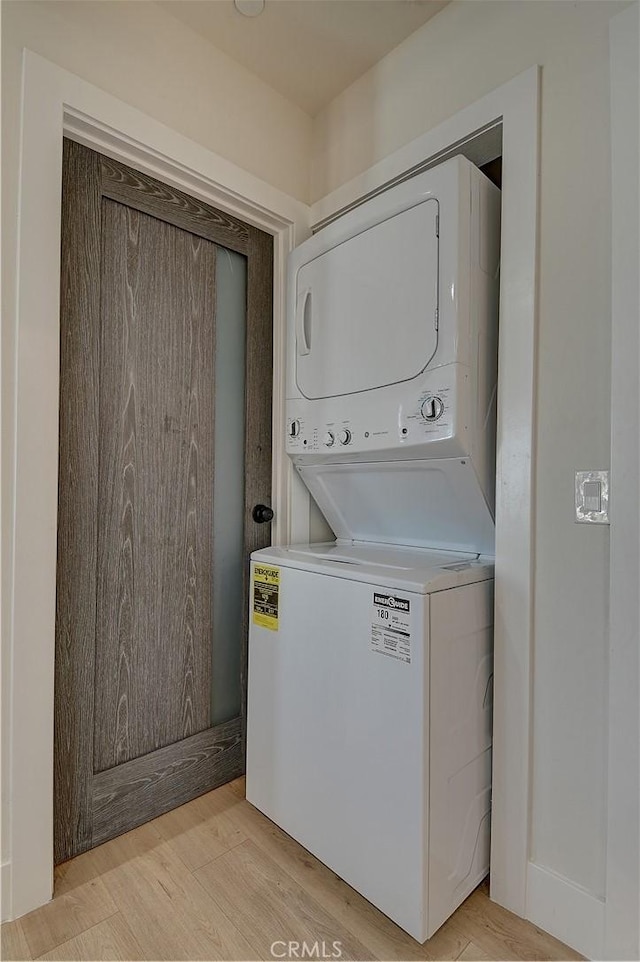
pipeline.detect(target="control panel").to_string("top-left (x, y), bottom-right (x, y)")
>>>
top-left (285, 365), bottom-right (467, 464)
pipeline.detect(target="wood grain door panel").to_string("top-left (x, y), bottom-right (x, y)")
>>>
top-left (55, 139), bottom-right (273, 864)
top-left (94, 200), bottom-right (215, 772)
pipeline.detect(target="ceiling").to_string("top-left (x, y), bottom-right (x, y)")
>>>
top-left (157, 0), bottom-right (450, 116)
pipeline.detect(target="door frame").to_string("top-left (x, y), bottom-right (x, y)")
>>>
top-left (4, 49), bottom-right (310, 921)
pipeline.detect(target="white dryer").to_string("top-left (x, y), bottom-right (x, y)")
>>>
top-left (286, 155), bottom-right (501, 554)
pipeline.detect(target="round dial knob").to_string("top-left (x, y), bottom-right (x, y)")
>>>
top-left (288, 419), bottom-right (301, 438)
top-left (338, 429), bottom-right (352, 445)
top-left (421, 396), bottom-right (444, 421)
top-left (323, 431), bottom-right (335, 447)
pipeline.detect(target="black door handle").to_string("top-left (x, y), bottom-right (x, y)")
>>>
top-left (252, 503), bottom-right (274, 524)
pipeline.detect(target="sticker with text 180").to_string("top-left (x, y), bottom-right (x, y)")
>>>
top-left (370, 592), bottom-right (412, 663)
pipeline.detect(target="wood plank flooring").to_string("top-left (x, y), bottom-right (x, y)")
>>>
top-left (2, 778), bottom-right (582, 962)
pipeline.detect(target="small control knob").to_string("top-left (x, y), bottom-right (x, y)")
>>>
top-left (421, 396), bottom-right (444, 421)
top-left (338, 429), bottom-right (352, 445)
top-left (288, 419), bottom-right (301, 438)
top-left (323, 431), bottom-right (335, 447)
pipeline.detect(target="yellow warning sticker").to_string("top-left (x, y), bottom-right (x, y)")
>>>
top-left (252, 564), bottom-right (280, 630)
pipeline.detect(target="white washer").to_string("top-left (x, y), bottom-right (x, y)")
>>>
top-left (247, 156), bottom-right (500, 943)
top-left (246, 542), bottom-right (494, 943)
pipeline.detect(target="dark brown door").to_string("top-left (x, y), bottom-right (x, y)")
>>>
top-left (54, 139), bottom-right (273, 863)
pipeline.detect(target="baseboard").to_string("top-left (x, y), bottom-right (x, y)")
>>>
top-left (1, 860), bottom-right (12, 922)
top-left (526, 861), bottom-right (605, 960)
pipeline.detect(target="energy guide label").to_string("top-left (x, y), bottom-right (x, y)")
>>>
top-left (253, 564), bottom-right (280, 631)
top-left (371, 592), bottom-right (412, 663)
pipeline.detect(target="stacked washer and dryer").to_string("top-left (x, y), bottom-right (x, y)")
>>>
top-left (246, 156), bottom-right (501, 943)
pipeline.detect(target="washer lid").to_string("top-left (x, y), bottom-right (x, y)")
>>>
top-left (281, 542), bottom-right (475, 568)
top-left (297, 458), bottom-right (495, 557)
top-left (295, 199), bottom-right (439, 400)
top-left (251, 542), bottom-right (493, 594)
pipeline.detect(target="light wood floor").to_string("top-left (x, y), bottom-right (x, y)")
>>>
top-left (2, 778), bottom-right (582, 962)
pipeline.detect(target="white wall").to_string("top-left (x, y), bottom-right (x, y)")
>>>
top-left (311, 0), bottom-right (627, 911)
top-left (2, 1), bottom-right (312, 201)
top-left (2, 0), bottom-right (635, 949)
top-left (0, 0), bottom-right (311, 897)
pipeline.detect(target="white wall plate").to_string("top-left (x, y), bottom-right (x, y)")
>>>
top-left (575, 470), bottom-right (609, 524)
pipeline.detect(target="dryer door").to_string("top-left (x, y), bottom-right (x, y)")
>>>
top-left (295, 198), bottom-right (439, 400)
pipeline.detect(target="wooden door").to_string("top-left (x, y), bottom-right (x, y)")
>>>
top-left (54, 139), bottom-right (273, 863)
